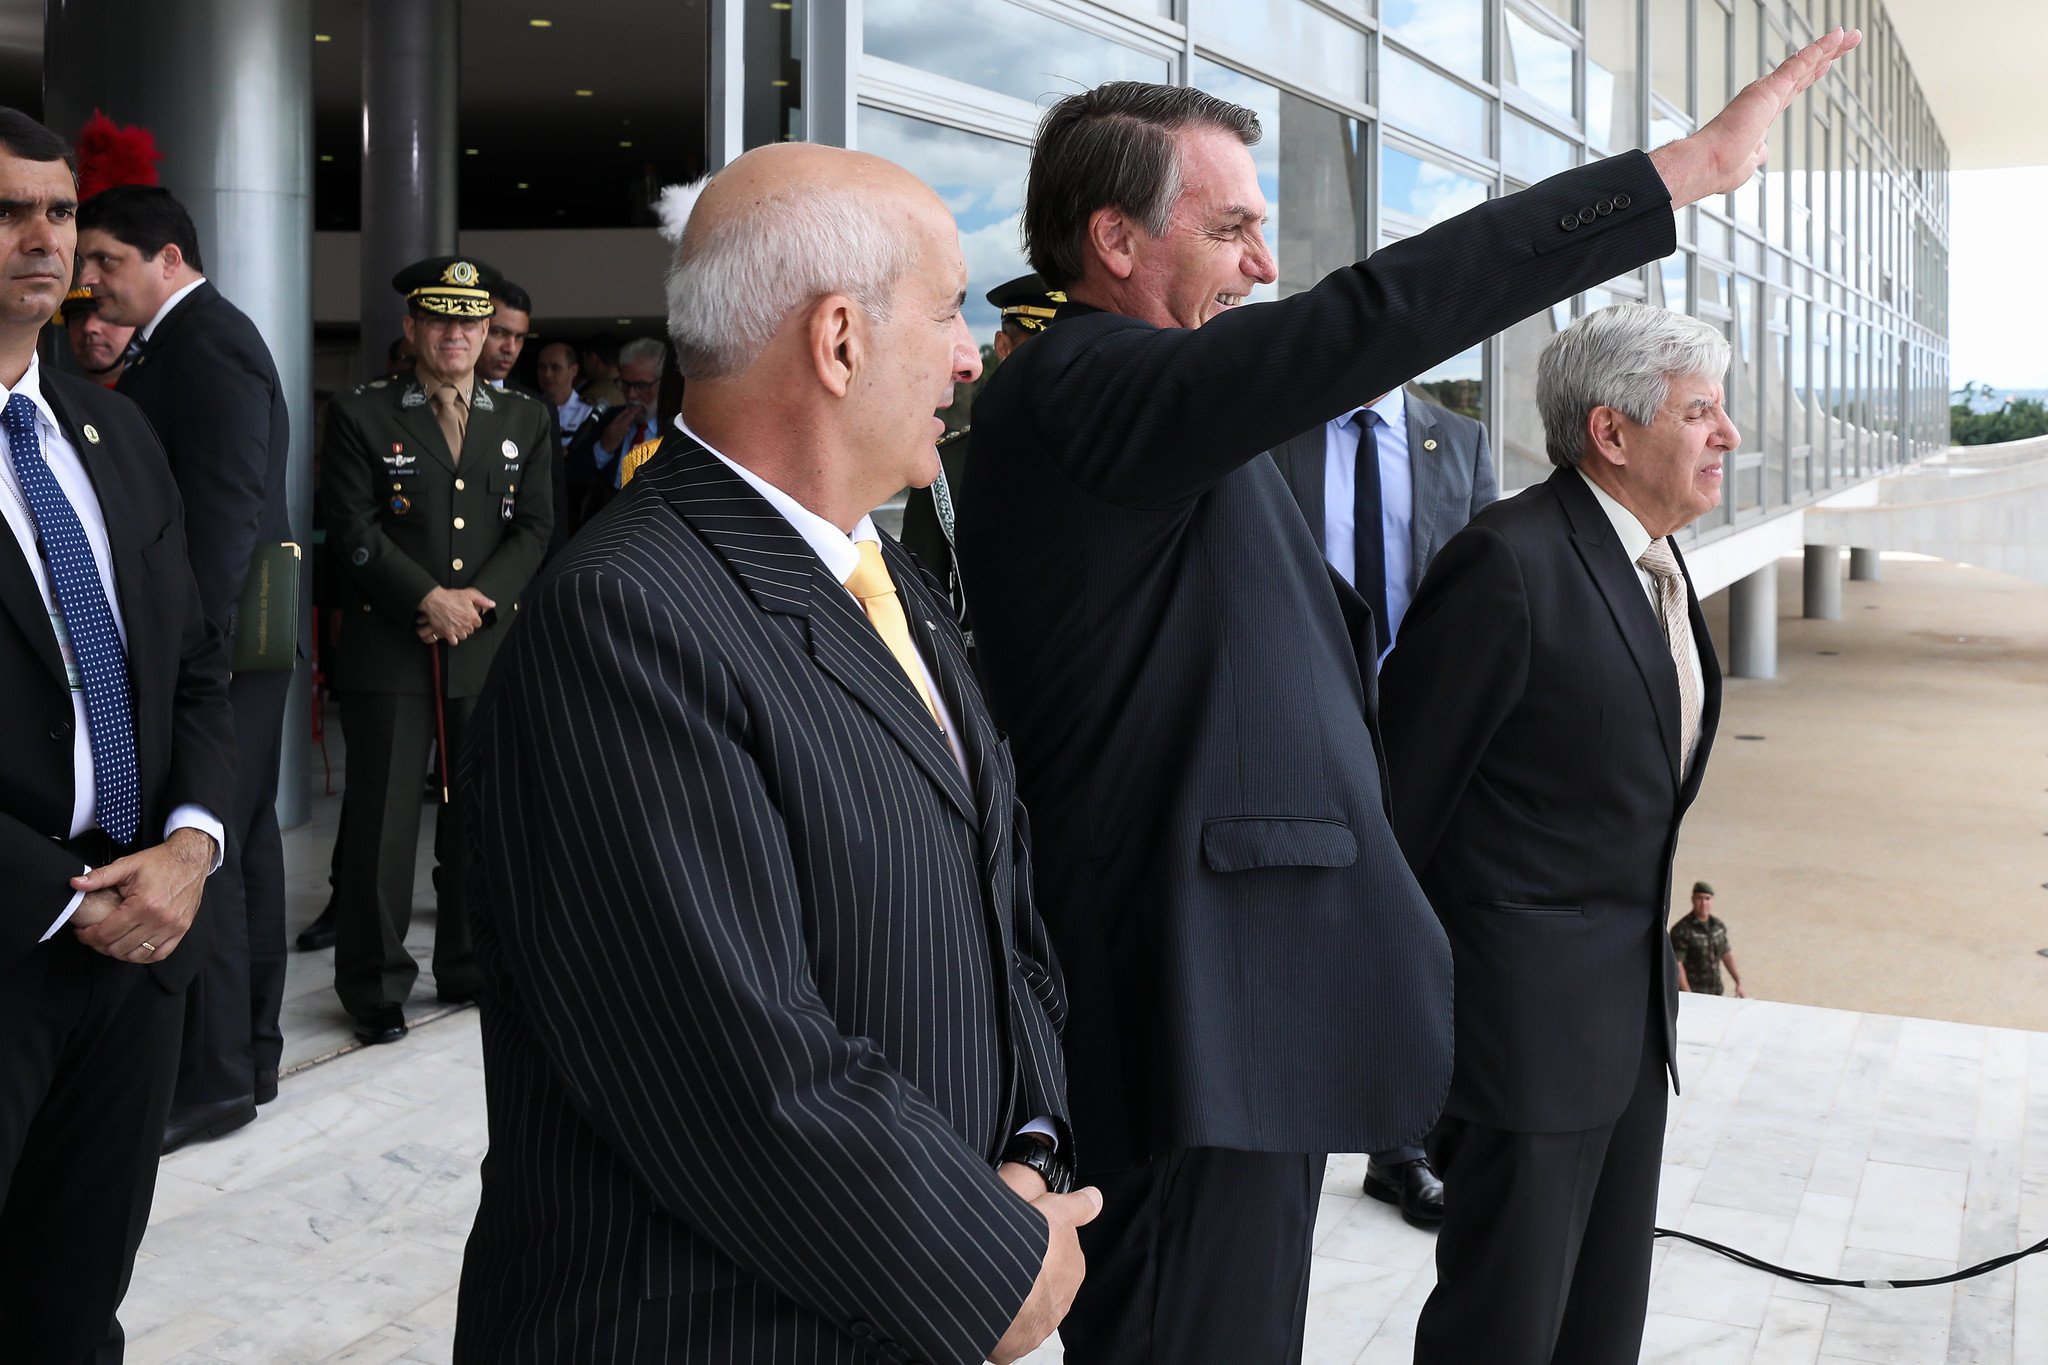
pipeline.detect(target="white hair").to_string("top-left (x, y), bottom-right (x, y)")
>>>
top-left (665, 182), bottom-right (919, 381)
top-left (1537, 303), bottom-right (1732, 469)
top-left (618, 335), bottom-right (669, 371)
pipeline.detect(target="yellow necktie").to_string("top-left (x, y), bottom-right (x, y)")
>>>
top-left (844, 540), bottom-right (943, 732)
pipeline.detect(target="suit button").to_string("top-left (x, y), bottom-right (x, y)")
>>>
top-left (1559, 214), bottom-right (1579, 231)
top-left (1576, 206), bottom-right (1598, 226)
top-left (49, 719), bottom-right (70, 740)
top-left (451, 557), bottom-right (464, 571)
top-left (1595, 198), bottom-right (1614, 216)
top-left (1614, 192), bottom-right (1632, 209)
top-left (454, 478), bottom-right (466, 490)
top-left (848, 1320), bottom-right (877, 1342)
top-left (361, 603), bottom-right (372, 613)
top-left (453, 516), bottom-right (466, 529)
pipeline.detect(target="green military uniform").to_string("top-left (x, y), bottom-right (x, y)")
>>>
top-left (320, 256), bottom-right (554, 1026)
top-left (1669, 914), bottom-right (1732, 996)
top-left (899, 273), bottom-right (1062, 653)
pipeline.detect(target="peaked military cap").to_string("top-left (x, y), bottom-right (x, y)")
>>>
top-left (393, 255), bottom-right (502, 319)
top-left (987, 273), bottom-right (1065, 332)
top-left (1692, 881), bottom-right (1715, 897)
top-left (55, 283), bottom-right (99, 325)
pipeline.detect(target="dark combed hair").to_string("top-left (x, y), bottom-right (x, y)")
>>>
top-left (0, 107), bottom-right (74, 171)
top-left (494, 281), bottom-right (533, 314)
top-left (1022, 81), bottom-right (1261, 290)
top-left (76, 184), bottom-right (205, 273)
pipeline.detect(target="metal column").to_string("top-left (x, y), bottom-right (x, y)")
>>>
top-left (358, 0), bottom-right (460, 373)
top-left (1727, 565), bottom-right (1778, 680)
top-left (1803, 544), bottom-right (1843, 620)
top-left (1849, 547), bottom-right (1882, 581)
top-left (46, 0), bottom-right (317, 827)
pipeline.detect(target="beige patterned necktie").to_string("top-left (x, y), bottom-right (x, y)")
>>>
top-left (430, 384), bottom-right (467, 465)
top-left (843, 540), bottom-right (945, 733)
top-left (1636, 538), bottom-right (1701, 771)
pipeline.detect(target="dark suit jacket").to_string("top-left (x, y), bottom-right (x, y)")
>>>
top-left (115, 280), bottom-right (292, 648)
top-left (1271, 386), bottom-right (1497, 603)
top-left (1379, 466), bottom-right (1722, 1133)
top-left (954, 151), bottom-right (1676, 1170)
top-left (0, 370), bottom-right (235, 987)
top-left (455, 437), bottom-right (1070, 1365)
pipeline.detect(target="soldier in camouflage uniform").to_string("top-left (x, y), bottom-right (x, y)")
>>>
top-left (319, 255), bottom-right (554, 1044)
top-left (1670, 881), bottom-right (1744, 997)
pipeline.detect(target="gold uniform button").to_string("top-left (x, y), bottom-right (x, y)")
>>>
top-left (391, 482), bottom-right (402, 491)
top-left (453, 516), bottom-right (466, 529)
top-left (451, 557), bottom-right (464, 571)
top-left (454, 478), bottom-right (466, 491)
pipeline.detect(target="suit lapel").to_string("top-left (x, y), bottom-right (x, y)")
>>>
top-left (1270, 427), bottom-right (1328, 551)
top-left (1404, 394), bottom-right (1445, 589)
top-left (646, 438), bottom-right (977, 825)
top-left (0, 508), bottom-right (61, 683)
top-left (1554, 469), bottom-right (1684, 781)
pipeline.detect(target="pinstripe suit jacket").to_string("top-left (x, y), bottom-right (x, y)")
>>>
top-left (454, 437), bottom-right (1069, 1365)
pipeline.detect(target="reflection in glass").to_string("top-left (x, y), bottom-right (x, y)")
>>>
top-left (1197, 0), bottom-right (1367, 102)
top-left (1504, 114), bottom-right (1573, 184)
top-left (1414, 344), bottom-right (1483, 421)
top-left (1731, 0), bottom-right (1761, 225)
top-left (1381, 146), bottom-right (1489, 228)
top-left (1699, 0), bottom-right (1728, 117)
top-left (1651, 0), bottom-right (1688, 113)
top-left (1382, 0), bottom-right (1485, 80)
top-left (1503, 9), bottom-right (1574, 117)
top-left (1193, 60), bottom-right (1365, 303)
top-left (855, 107), bottom-right (1029, 424)
top-left (744, 0), bottom-right (803, 146)
top-left (864, 0), bottom-right (1170, 106)
top-left (1382, 50), bottom-right (1489, 160)
top-left (1651, 251), bottom-right (1690, 316)
top-left (1586, 0), bottom-right (1640, 150)
top-left (1501, 303), bottom-right (1569, 493)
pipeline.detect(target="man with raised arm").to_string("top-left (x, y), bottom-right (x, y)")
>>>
top-left (952, 32), bottom-right (1858, 1363)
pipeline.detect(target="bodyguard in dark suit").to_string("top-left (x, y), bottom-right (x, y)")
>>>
top-left (953, 36), bottom-right (1857, 1360)
top-left (1382, 304), bottom-right (1734, 1364)
top-left (0, 112), bottom-right (234, 1359)
top-left (1272, 384), bottom-right (1494, 1225)
top-left (320, 256), bottom-right (553, 1046)
top-left (77, 184), bottom-right (295, 1148)
top-left (456, 143), bottom-right (1095, 1365)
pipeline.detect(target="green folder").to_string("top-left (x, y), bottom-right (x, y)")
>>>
top-left (232, 541), bottom-right (301, 673)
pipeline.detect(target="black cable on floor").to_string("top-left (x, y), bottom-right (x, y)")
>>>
top-left (1652, 1227), bottom-right (2048, 1288)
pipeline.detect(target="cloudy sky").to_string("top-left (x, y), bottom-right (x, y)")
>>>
top-left (1949, 167), bottom-right (2048, 392)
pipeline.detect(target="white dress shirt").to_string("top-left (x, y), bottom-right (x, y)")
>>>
top-left (1322, 387), bottom-right (1414, 657)
top-left (555, 389), bottom-right (594, 438)
top-left (681, 418), bottom-right (1054, 1149)
top-left (0, 356), bottom-right (224, 938)
top-left (139, 276), bottom-right (206, 342)
top-left (1577, 468), bottom-right (1706, 772)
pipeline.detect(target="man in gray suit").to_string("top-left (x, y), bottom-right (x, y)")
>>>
top-left (1271, 383), bottom-right (1493, 1228)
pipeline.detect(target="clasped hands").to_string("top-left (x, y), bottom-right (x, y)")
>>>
top-left (69, 825), bottom-right (217, 964)
top-left (417, 585), bottom-right (497, 645)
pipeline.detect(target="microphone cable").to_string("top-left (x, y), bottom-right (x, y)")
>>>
top-left (1651, 1226), bottom-right (2048, 1289)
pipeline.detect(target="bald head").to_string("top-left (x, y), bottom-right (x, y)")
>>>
top-left (685, 143), bottom-right (933, 251)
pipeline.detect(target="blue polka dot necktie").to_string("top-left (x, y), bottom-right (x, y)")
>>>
top-left (4, 393), bottom-right (139, 844)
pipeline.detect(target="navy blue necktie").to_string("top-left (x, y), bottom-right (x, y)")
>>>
top-left (4, 392), bottom-right (140, 844)
top-left (1352, 409), bottom-right (1390, 656)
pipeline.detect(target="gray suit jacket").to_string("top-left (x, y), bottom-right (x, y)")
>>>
top-left (1271, 386), bottom-right (1498, 600)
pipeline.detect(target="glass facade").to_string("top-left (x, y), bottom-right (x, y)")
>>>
top-left (822, 0), bottom-right (1948, 541)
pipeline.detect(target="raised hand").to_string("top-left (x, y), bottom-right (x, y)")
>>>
top-left (1651, 27), bottom-right (1863, 208)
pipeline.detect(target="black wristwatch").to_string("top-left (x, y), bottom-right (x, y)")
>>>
top-left (1000, 1134), bottom-right (1075, 1194)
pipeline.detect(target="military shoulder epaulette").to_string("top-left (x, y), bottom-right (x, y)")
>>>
top-left (497, 385), bottom-right (541, 404)
top-left (937, 426), bottom-right (971, 449)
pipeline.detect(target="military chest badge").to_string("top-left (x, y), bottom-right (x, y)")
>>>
top-left (501, 493), bottom-right (517, 522)
top-left (390, 493), bottom-right (412, 515)
top-left (501, 439), bottom-right (517, 458)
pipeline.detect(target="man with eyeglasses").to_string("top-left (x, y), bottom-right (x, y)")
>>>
top-left (564, 335), bottom-right (665, 532)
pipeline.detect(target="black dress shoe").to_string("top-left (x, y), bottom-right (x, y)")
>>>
top-left (162, 1096), bottom-right (257, 1155)
top-left (353, 1005), bottom-right (408, 1046)
top-left (295, 902), bottom-right (338, 951)
top-left (254, 1069), bottom-right (279, 1106)
top-left (1364, 1156), bottom-right (1445, 1230)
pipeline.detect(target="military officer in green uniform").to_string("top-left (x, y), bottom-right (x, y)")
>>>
top-left (320, 255), bottom-right (554, 1044)
top-left (898, 273), bottom-right (1061, 648)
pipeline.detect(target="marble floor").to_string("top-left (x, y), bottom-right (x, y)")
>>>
top-left (126, 842), bottom-right (2048, 1365)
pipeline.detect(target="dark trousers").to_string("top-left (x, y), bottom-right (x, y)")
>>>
top-left (0, 936), bottom-right (184, 1362)
top-left (334, 690), bottom-right (478, 1017)
top-left (1059, 1147), bottom-right (1324, 1365)
top-left (1413, 1020), bottom-right (1669, 1365)
top-left (174, 668), bottom-right (292, 1105)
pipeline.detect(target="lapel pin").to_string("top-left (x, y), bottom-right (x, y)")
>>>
top-left (1422, 438), bottom-right (1438, 451)
top-left (82, 423), bottom-right (101, 444)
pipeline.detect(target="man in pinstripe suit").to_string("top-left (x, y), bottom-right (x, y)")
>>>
top-left (456, 143), bottom-right (1098, 1364)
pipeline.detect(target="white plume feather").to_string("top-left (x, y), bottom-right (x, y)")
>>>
top-left (655, 177), bottom-right (712, 245)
